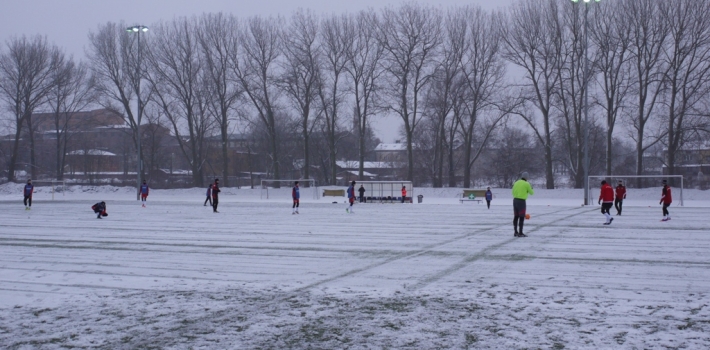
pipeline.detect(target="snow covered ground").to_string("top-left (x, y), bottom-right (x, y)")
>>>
top-left (0, 184), bottom-right (709, 348)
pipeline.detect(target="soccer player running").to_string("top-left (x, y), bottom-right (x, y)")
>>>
top-left (598, 180), bottom-right (614, 225)
top-left (204, 183), bottom-right (213, 206)
top-left (346, 181), bottom-right (356, 213)
top-left (292, 181), bottom-right (300, 214)
top-left (512, 172), bottom-right (534, 237)
top-left (660, 179), bottom-right (672, 221)
top-left (212, 178), bottom-right (221, 213)
top-left (614, 180), bottom-right (626, 215)
top-left (140, 180), bottom-right (150, 207)
top-left (23, 179), bottom-right (34, 210)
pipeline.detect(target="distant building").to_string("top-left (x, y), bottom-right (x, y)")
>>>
top-left (374, 141), bottom-right (409, 163)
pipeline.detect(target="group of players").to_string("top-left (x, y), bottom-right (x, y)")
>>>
top-left (597, 179), bottom-right (673, 224)
top-left (18, 176), bottom-right (675, 225)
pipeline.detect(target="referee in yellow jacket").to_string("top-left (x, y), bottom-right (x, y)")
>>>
top-left (512, 172), bottom-right (534, 237)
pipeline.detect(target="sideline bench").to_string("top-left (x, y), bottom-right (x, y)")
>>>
top-left (460, 189), bottom-right (487, 204)
top-left (459, 198), bottom-right (482, 204)
top-left (322, 189), bottom-right (345, 197)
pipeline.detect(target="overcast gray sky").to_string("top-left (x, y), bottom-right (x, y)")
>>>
top-left (0, 0), bottom-right (515, 142)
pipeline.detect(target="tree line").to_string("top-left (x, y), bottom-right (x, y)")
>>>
top-left (1, 0), bottom-right (708, 188)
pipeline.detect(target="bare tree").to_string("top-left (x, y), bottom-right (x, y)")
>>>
top-left (625, 0), bottom-right (669, 183)
top-left (555, 1), bottom-right (588, 188)
top-left (502, 0), bottom-right (562, 189)
top-left (591, 0), bottom-right (632, 177)
top-left (45, 58), bottom-right (94, 180)
top-left (420, 8), bottom-right (466, 187)
top-left (457, 5), bottom-right (507, 188)
top-left (231, 16), bottom-right (284, 181)
top-left (87, 22), bottom-right (149, 180)
top-left (659, 0), bottom-right (710, 181)
top-left (0, 35), bottom-right (61, 181)
top-left (377, 3), bottom-right (442, 182)
top-left (343, 10), bottom-right (385, 180)
top-left (141, 105), bottom-right (169, 180)
top-left (198, 13), bottom-right (243, 187)
top-left (280, 9), bottom-right (321, 183)
top-left (316, 14), bottom-right (350, 185)
top-left (145, 18), bottom-right (211, 187)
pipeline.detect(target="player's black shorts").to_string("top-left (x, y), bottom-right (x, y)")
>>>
top-left (513, 198), bottom-right (526, 217)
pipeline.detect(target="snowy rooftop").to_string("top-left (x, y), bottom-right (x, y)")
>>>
top-left (66, 149), bottom-right (117, 156)
top-left (374, 143), bottom-right (408, 151)
top-left (0, 185), bottom-right (709, 348)
top-left (336, 160), bottom-right (404, 169)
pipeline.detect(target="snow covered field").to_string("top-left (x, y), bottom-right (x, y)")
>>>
top-left (0, 184), bottom-right (709, 349)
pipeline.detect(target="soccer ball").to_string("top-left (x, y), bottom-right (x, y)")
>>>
top-left (525, 214), bottom-right (531, 220)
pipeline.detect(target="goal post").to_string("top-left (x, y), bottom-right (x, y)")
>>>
top-left (260, 179), bottom-right (318, 200)
top-left (353, 181), bottom-right (413, 203)
top-left (29, 179), bottom-right (66, 201)
top-left (587, 175), bottom-right (683, 207)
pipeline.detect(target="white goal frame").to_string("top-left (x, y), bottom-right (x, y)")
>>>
top-left (354, 181), bottom-right (413, 204)
top-left (587, 175), bottom-right (683, 207)
top-left (260, 179), bottom-right (318, 200)
top-left (30, 180), bottom-right (66, 200)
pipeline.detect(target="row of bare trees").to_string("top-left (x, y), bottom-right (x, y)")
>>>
top-left (1, 0), bottom-right (709, 187)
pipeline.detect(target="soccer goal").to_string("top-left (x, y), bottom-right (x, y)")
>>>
top-left (587, 175), bottom-right (683, 207)
top-left (355, 181), bottom-right (413, 203)
top-left (30, 179), bottom-right (67, 200)
top-left (260, 179), bottom-right (318, 200)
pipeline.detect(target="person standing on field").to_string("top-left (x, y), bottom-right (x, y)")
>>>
top-left (140, 180), bottom-right (150, 207)
top-left (212, 178), bottom-right (221, 213)
top-left (346, 181), bottom-right (356, 213)
top-left (485, 187), bottom-right (493, 209)
top-left (204, 183), bottom-right (213, 206)
top-left (292, 181), bottom-right (300, 214)
top-left (512, 172), bottom-right (534, 237)
top-left (358, 185), bottom-right (366, 203)
top-left (401, 185), bottom-right (407, 203)
top-left (614, 180), bottom-right (626, 215)
top-left (660, 179), bottom-right (672, 221)
top-left (598, 180), bottom-right (614, 225)
top-left (23, 179), bottom-right (34, 210)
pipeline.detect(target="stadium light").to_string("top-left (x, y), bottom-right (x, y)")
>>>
top-left (571, 0), bottom-right (600, 205)
top-left (126, 25), bottom-right (148, 200)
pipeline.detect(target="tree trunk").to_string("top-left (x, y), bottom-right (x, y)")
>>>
top-left (329, 132), bottom-right (336, 185)
top-left (463, 132), bottom-right (472, 188)
top-left (7, 126), bottom-right (23, 182)
top-left (221, 125), bottom-right (229, 188)
top-left (27, 116), bottom-right (37, 180)
top-left (406, 130), bottom-right (414, 182)
top-left (303, 129), bottom-right (310, 181)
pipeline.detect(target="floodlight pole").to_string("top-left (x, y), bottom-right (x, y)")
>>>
top-left (573, 0), bottom-right (600, 205)
top-left (127, 25), bottom-right (148, 200)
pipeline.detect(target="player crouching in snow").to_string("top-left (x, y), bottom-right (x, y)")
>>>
top-left (292, 181), bottom-right (300, 214)
top-left (92, 201), bottom-right (108, 219)
top-left (598, 180), bottom-right (614, 225)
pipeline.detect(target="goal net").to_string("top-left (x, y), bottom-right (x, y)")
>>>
top-left (28, 180), bottom-right (67, 200)
top-left (260, 179), bottom-right (318, 200)
top-left (587, 175), bottom-right (684, 207)
top-left (354, 181), bottom-right (413, 203)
